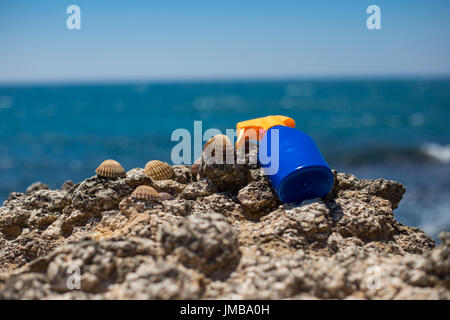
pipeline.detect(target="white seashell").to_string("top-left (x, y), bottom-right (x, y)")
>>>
top-left (202, 134), bottom-right (234, 164)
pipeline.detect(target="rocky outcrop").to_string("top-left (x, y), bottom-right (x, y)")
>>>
top-left (72, 168), bottom-right (153, 213)
top-left (329, 171), bottom-right (406, 209)
top-left (159, 213), bottom-right (240, 278)
top-left (0, 161), bottom-right (447, 300)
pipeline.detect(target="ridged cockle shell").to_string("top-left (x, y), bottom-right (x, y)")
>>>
top-left (95, 159), bottom-right (126, 178)
top-left (144, 160), bottom-right (174, 180)
top-left (159, 192), bottom-right (174, 200)
top-left (131, 185), bottom-right (161, 201)
top-left (202, 134), bottom-right (234, 163)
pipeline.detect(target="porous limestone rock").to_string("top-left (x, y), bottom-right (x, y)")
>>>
top-left (0, 162), bottom-right (447, 300)
top-left (26, 182), bottom-right (49, 194)
top-left (199, 160), bottom-right (249, 193)
top-left (172, 165), bottom-right (194, 184)
top-left (237, 199), bottom-right (332, 249)
top-left (0, 238), bottom-right (163, 299)
top-left (0, 189), bottom-right (70, 238)
top-left (107, 259), bottom-right (205, 299)
top-left (72, 168), bottom-right (152, 213)
top-left (192, 193), bottom-right (238, 216)
top-left (158, 212), bottom-right (240, 277)
top-left (330, 171), bottom-right (406, 209)
top-left (237, 178), bottom-right (280, 213)
top-left (152, 179), bottom-right (186, 196)
top-left (328, 190), bottom-right (396, 241)
top-left (60, 180), bottom-right (76, 193)
top-left (180, 180), bottom-right (215, 200)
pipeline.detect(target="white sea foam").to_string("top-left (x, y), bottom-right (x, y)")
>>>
top-left (419, 199), bottom-right (450, 240)
top-left (421, 143), bottom-right (450, 163)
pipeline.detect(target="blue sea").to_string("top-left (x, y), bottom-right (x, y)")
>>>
top-left (0, 80), bottom-right (449, 240)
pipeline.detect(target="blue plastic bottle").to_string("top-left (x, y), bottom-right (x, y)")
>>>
top-left (258, 125), bottom-right (334, 204)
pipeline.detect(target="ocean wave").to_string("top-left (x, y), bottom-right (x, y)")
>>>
top-left (325, 143), bottom-right (450, 166)
top-left (326, 146), bottom-right (428, 165)
top-left (418, 200), bottom-right (450, 241)
top-left (421, 143), bottom-right (450, 164)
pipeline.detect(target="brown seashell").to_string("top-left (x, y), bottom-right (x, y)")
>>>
top-left (131, 185), bottom-right (161, 201)
top-left (202, 134), bottom-right (234, 163)
top-left (95, 159), bottom-right (126, 178)
top-left (159, 192), bottom-right (174, 200)
top-left (190, 157), bottom-right (202, 175)
top-left (144, 160), bottom-right (174, 180)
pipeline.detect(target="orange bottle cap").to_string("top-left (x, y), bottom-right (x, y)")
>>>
top-left (235, 115), bottom-right (295, 149)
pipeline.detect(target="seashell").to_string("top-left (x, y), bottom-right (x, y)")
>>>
top-left (95, 159), bottom-right (126, 178)
top-left (190, 157), bottom-right (202, 175)
top-left (144, 160), bottom-right (174, 180)
top-left (159, 192), bottom-right (174, 200)
top-left (202, 134), bottom-right (234, 163)
top-left (131, 185), bottom-right (161, 201)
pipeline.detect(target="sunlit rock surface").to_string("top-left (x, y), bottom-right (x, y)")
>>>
top-left (0, 162), bottom-right (447, 300)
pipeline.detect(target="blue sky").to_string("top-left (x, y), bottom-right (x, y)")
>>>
top-left (0, 0), bottom-right (449, 83)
